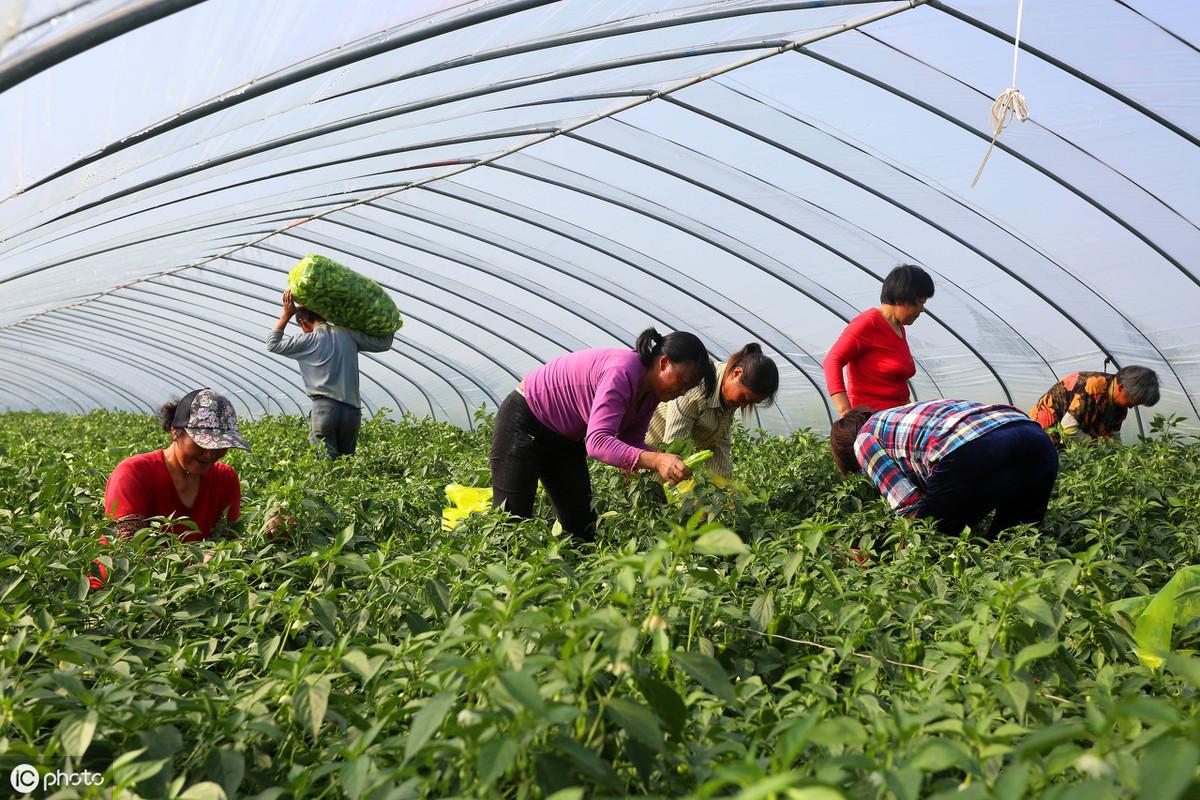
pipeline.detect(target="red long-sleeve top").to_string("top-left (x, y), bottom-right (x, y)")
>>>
top-left (823, 308), bottom-right (916, 411)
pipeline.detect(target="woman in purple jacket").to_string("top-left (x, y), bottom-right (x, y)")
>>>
top-left (491, 328), bottom-right (716, 541)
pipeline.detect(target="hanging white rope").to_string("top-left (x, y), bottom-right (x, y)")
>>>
top-left (971, 0), bottom-right (1029, 187)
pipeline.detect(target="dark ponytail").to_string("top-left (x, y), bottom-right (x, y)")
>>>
top-left (158, 399), bottom-right (181, 433)
top-left (636, 327), bottom-right (716, 396)
top-left (725, 343), bottom-right (779, 406)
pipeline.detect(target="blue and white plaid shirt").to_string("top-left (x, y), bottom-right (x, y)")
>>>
top-left (854, 400), bottom-right (1036, 515)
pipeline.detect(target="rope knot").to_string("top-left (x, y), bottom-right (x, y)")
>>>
top-left (971, 86), bottom-right (1030, 188)
top-left (972, 0), bottom-right (1029, 187)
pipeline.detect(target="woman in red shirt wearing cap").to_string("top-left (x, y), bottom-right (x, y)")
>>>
top-left (823, 264), bottom-right (935, 416)
top-left (104, 388), bottom-right (249, 541)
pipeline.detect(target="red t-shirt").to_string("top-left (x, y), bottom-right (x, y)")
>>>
top-left (103, 450), bottom-right (240, 541)
top-left (823, 308), bottom-right (916, 411)
top-left (92, 451), bottom-right (241, 590)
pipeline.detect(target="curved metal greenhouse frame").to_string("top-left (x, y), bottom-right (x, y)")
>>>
top-left (1, 0), bottom-right (1196, 434)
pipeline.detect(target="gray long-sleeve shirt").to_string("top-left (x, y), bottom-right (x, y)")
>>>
top-left (266, 324), bottom-right (393, 408)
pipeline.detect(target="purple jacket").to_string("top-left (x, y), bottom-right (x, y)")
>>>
top-left (523, 348), bottom-right (657, 470)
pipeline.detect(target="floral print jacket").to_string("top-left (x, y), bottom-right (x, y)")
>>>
top-left (1030, 371), bottom-right (1126, 442)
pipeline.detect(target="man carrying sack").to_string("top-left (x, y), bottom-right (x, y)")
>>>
top-left (267, 289), bottom-right (395, 458)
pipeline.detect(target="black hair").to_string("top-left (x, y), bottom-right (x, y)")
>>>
top-left (829, 407), bottom-right (875, 476)
top-left (158, 399), bottom-right (182, 434)
top-left (880, 264), bottom-right (936, 306)
top-left (725, 343), bottom-right (779, 407)
top-left (1116, 365), bottom-right (1160, 406)
top-left (295, 306), bottom-right (324, 325)
top-left (636, 327), bottom-right (716, 396)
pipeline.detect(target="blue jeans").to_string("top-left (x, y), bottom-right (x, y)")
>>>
top-left (309, 396), bottom-right (362, 459)
top-left (919, 421), bottom-right (1059, 538)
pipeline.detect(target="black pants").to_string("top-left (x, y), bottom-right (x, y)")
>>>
top-left (310, 396), bottom-right (362, 459)
top-left (920, 421), bottom-right (1059, 538)
top-left (490, 391), bottom-right (596, 541)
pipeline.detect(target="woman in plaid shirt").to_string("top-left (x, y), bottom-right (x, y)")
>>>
top-left (829, 399), bottom-right (1059, 538)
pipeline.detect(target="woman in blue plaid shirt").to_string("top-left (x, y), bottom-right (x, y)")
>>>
top-left (829, 400), bottom-right (1059, 538)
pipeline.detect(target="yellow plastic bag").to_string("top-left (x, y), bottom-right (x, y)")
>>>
top-left (1111, 565), bottom-right (1200, 669)
top-left (442, 484), bottom-right (493, 530)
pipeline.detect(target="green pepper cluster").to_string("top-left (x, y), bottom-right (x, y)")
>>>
top-left (288, 254), bottom-right (403, 336)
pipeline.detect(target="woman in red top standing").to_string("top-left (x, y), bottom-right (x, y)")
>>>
top-left (104, 388), bottom-right (249, 543)
top-left (823, 264), bottom-right (935, 416)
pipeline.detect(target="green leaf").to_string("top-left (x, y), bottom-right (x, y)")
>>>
top-left (909, 739), bottom-right (968, 772)
top-left (140, 724), bottom-right (184, 759)
top-left (1014, 639), bottom-right (1059, 672)
top-left (178, 782), bottom-right (228, 800)
top-left (110, 755), bottom-right (169, 786)
top-left (340, 755), bottom-right (371, 800)
top-left (926, 784), bottom-right (987, 800)
top-left (997, 680), bottom-right (1031, 719)
top-left (1133, 565), bottom-right (1200, 669)
top-left (993, 762), bottom-right (1029, 800)
top-left (811, 716), bottom-right (868, 747)
top-left (404, 691), bottom-right (456, 762)
top-left (204, 748), bottom-right (244, 799)
top-left (546, 790), bottom-right (585, 800)
top-left (605, 697), bottom-right (665, 753)
top-left (1017, 596), bottom-right (1057, 628)
top-left (550, 737), bottom-right (623, 790)
top-left (784, 786), bottom-right (846, 800)
top-left (257, 634), bottom-right (280, 668)
top-left (728, 772), bottom-right (820, 800)
top-left (1164, 653), bottom-right (1200, 688)
top-left (499, 670), bottom-right (545, 714)
top-left (693, 527), bottom-right (748, 556)
top-left (424, 578), bottom-right (451, 616)
top-left (750, 591), bottom-right (775, 631)
top-left (341, 650), bottom-right (384, 684)
top-left (637, 675), bottom-right (687, 740)
top-left (109, 747), bottom-right (149, 771)
top-left (773, 711), bottom-right (821, 768)
top-left (477, 737), bottom-right (519, 786)
top-left (312, 597), bottom-right (339, 636)
top-left (884, 767), bottom-right (921, 800)
top-left (673, 651), bottom-right (738, 705)
top-left (58, 708), bottom-right (98, 758)
top-left (1138, 737), bottom-right (1199, 800)
top-left (1015, 722), bottom-right (1086, 757)
top-left (293, 675), bottom-right (331, 740)
top-left (800, 524), bottom-right (827, 556)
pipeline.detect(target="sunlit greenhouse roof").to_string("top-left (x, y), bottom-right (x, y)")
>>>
top-left (1, 0), bottom-right (1197, 434)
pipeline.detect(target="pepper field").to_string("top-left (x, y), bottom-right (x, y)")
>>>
top-left (0, 411), bottom-right (1198, 799)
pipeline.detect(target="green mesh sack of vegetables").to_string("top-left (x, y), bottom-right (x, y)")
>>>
top-left (288, 254), bottom-right (402, 336)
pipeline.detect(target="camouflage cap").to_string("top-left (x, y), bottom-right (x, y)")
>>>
top-left (171, 388), bottom-right (251, 451)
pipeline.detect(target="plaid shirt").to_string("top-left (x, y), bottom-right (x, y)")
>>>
top-left (854, 400), bottom-right (1035, 515)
